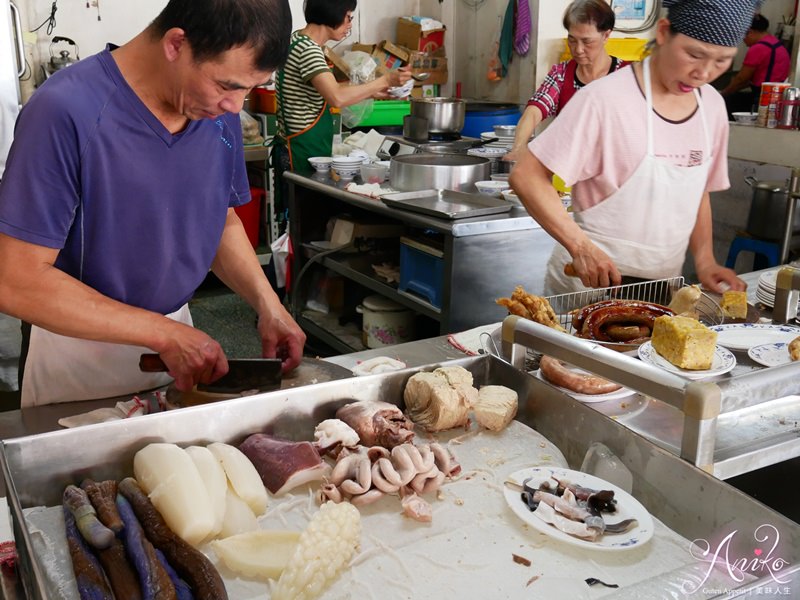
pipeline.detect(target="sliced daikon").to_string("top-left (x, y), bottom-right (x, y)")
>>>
top-left (219, 485), bottom-right (258, 539)
top-left (133, 443), bottom-right (214, 545)
top-left (211, 529), bottom-right (300, 579)
top-left (208, 442), bottom-right (268, 516)
top-left (185, 445), bottom-right (226, 539)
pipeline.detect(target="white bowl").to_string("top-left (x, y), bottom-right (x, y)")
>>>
top-left (732, 112), bottom-right (758, 124)
top-left (501, 189), bottom-right (522, 205)
top-left (308, 156), bottom-right (332, 171)
top-left (332, 166), bottom-right (359, 179)
top-left (493, 124), bottom-right (517, 137)
top-left (332, 155), bottom-right (366, 167)
top-left (475, 180), bottom-right (511, 197)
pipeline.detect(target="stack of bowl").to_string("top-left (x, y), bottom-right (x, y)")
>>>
top-left (331, 156), bottom-right (365, 180)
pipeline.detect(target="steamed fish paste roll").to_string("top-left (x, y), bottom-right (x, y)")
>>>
top-left (208, 442), bottom-right (268, 516)
top-left (133, 443), bottom-right (215, 546)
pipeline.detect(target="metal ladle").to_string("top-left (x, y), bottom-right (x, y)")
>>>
top-left (411, 72), bottom-right (430, 82)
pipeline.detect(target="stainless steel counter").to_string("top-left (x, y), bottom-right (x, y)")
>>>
top-left (284, 171), bottom-right (544, 237)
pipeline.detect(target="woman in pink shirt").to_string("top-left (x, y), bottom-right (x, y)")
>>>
top-left (511, 0), bottom-right (756, 294)
top-left (506, 0), bottom-right (627, 161)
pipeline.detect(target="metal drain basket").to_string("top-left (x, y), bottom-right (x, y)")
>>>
top-left (544, 277), bottom-right (724, 351)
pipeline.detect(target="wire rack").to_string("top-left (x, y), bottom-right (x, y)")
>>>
top-left (544, 277), bottom-right (724, 350)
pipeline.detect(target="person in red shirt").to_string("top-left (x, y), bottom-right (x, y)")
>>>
top-left (720, 14), bottom-right (790, 114)
top-left (505, 0), bottom-right (627, 162)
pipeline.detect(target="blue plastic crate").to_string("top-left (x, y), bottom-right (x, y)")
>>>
top-left (399, 237), bottom-right (444, 308)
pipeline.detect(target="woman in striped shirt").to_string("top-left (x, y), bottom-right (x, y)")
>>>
top-left (506, 0), bottom-right (627, 161)
top-left (274, 0), bottom-right (411, 176)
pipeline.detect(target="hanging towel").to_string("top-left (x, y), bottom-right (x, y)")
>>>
top-left (514, 0), bottom-right (531, 56)
top-left (499, 0), bottom-right (515, 77)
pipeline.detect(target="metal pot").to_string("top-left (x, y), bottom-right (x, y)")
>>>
top-left (744, 176), bottom-right (800, 240)
top-left (409, 97), bottom-right (466, 134)
top-left (390, 153), bottom-right (491, 192)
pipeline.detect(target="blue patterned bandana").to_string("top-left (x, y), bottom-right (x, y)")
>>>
top-left (663, 0), bottom-right (761, 47)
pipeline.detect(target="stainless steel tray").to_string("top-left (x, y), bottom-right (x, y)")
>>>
top-left (381, 189), bottom-right (511, 219)
top-left (2, 355), bottom-right (800, 598)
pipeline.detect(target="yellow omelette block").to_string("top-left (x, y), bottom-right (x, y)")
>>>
top-left (720, 290), bottom-right (748, 320)
top-left (651, 315), bottom-right (718, 370)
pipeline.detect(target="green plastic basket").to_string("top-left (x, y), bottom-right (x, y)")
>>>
top-left (355, 100), bottom-right (410, 127)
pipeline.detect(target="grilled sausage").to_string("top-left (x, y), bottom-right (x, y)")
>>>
top-left (539, 355), bottom-right (622, 395)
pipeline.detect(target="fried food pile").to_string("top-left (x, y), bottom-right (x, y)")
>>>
top-left (496, 286), bottom-right (566, 332)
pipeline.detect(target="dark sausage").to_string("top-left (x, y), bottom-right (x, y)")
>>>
top-left (63, 506), bottom-right (114, 600)
top-left (118, 478), bottom-right (228, 600)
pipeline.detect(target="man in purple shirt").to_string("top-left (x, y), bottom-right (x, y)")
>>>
top-left (0, 0), bottom-right (306, 406)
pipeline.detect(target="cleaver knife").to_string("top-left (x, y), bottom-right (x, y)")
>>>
top-left (139, 354), bottom-right (282, 393)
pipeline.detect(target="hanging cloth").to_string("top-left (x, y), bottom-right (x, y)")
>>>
top-left (499, 0), bottom-right (516, 77)
top-left (514, 0), bottom-right (531, 56)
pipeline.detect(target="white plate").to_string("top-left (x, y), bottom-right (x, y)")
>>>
top-left (637, 341), bottom-right (736, 379)
top-left (747, 342), bottom-right (794, 367)
top-left (504, 467), bottom-right (654, 551)
top-left (758, 269), bottom-right (779, 291)
top-left (534, 369), bottom-right (635, 403)
top-left (709, 323), bottom-right (800, 352)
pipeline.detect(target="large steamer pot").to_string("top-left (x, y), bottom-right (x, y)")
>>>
top-left (409, 97), bottom-right (466, 134)
top-left (390, 153), bottom-right (491, 192)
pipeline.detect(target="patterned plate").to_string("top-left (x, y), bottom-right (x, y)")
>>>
top-left (747, 342), bottom-right (794, 368)
top-left (638, 342), bottom-right (736, 380)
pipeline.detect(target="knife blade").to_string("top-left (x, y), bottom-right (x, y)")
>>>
top-left (139, 354), bottom-right (282, 393)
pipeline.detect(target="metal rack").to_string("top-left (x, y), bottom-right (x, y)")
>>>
top-left (500, 315), bottom-right (800, 479)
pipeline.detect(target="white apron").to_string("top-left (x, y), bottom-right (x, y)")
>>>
top-left (545, 56), bottom-right (713, 295)
top-left (21, 304), bottom-right (192, 407)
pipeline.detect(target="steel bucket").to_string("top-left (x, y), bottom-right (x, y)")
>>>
top-left (389, 153), bottom-right (491, 192)
top-left (744, 176), bottom-right (800, 240)
top-left (409, 97), bottom-right (466, 135)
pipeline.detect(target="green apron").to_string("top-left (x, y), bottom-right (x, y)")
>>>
top-left (276, 35), bottom-right (334, 176)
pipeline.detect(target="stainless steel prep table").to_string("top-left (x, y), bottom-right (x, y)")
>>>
top-left (285, 171), bottom-right (556, 352)
top-left (3, 350), bottom-right (800, 598)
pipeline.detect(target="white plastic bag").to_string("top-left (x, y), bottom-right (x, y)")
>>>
top-left (240, 110), bottom-right (264, 145)
top-left (270, 231), bottom-right (290, 289)
top-left (341, 50), bottom-right (375, 128)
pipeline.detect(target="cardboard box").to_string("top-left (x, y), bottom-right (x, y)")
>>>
top-left (372, 40), bottom-right (410, 74)
top-left (396, 17), bottom-right (446, 56)
top-left (410, 84), bottom-right (440, 98)
top-left (407, 51), bottom-right (447, 85)
top-left (351, 43), bottom-right (376, 55)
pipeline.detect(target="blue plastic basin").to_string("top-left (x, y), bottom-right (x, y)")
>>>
top-left (462, 105), bottom-right (521, 139)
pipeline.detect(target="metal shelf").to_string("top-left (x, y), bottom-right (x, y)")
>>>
top-left (317, 253), bottom-right (442, 321)
top-left (298, 311), bottom-right (365, 354)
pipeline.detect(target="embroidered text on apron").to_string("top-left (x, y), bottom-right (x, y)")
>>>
top-left (21, 304), bottom-right (192, 407)
top-left (545, 56), bottom-right (713, 294)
